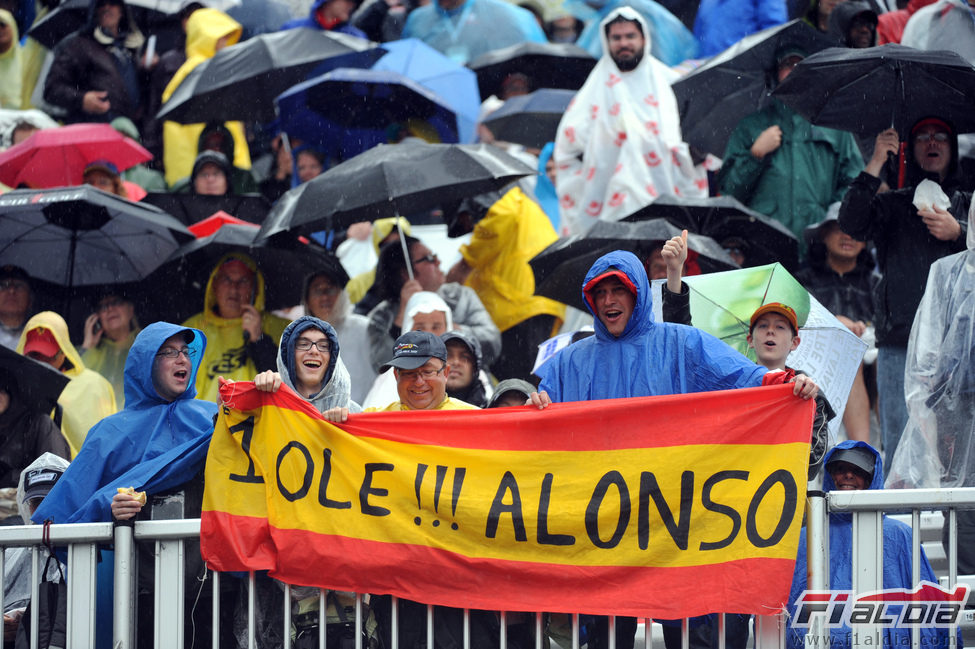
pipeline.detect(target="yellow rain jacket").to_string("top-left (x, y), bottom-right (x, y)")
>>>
top-left (161, 9), bottom-right (249, 186)
top-left (0, 9), bottom-right (22, 109)
top-left (82, 328), bottom-right (139, 408)
top-left (182, 253), bottom-right (290, 402)
top-left (17, 312), bottom-right (118, 457)
top-left (345, 217), bottom-right (413, 304)
top-left (459, 187), bottom-right (565, 332)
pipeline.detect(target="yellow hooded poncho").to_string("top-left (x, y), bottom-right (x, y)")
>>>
top-left (0, 9), bottom-right (22, 109)
top-left (17, 312), bottom-right (118, 457)
top-left (182, 253), bottom-right (290, 402)
top-left (459, 187), bottom-right (565, 332)
top-left (161, 8), bottom-right (249, 186)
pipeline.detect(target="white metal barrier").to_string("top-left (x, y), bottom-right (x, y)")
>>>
top-left (3, 488), bottom-right (974, 649)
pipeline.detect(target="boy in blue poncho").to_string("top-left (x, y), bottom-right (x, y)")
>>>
top-left (786, 441), bottom-right (957, 649)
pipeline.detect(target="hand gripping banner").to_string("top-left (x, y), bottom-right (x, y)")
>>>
top-left (202, 382), bottom-right (813, 619)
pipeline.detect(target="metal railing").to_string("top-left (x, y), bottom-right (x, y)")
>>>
top-left (3, 488), bottom-right (974, 649)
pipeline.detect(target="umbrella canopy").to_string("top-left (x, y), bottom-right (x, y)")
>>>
top-left (0, 123), bottom-right (152, 189)
top-left (27, 0), bottom-right (240, 49)
top-left (469, 42), bottom-right (596, 101)
top-left (680, 263), bottom-right (867, 438)
top-left (772, 45), bottom-right (975, 137)
top-left (373, 39), bottom-right (481, 144)
top-left (672, 20), bottom-right (836, 156)
top-left (257, 141), bottom-right (535, 239)
top-left (0, 186), bottom-right (193, 287)
top-left (481, 88), bottom-right (575, 149)
top-left (530, 219), bottom-right (739, 311)
top-left (275, 68), bottom-right (460, 154)
top-left (141, 193), bottom-right (271, 226)
top-left (147, 222), bottom-right (348, 318)
top-left (156, 28), bottom-right (386, 124)
top-left (0, 345), bottom-right (70, 415)
top-left (621, 195), bottom-right (799, 271)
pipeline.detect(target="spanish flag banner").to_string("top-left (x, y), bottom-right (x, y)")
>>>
top-left (202, 382), bottom-right (813, 619)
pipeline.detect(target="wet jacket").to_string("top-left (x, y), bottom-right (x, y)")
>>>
top-left (827, 1), bottom-right (876, 47)
top-left (276, 316), bottom-right (361, 413)
top-left (794, 253), bottom-right (876, 324)
top-left (161, 9), bottom-right (249, 187)
top-left (786, 441), bottom-right (952, 649)
top-left (32, 322), bottom-right (218, 524)
top-left (901, 0), bottom-right (975, 63)
top-left (17, 312), bottom-right (117, 457)
top-left (536, 251), bottom-right (771, 401)
top-left (719, 99), bottom-right (863, 247)
top-left (693, 0), bottom-right (787, 58)
top-left (182, 253), bottom-right (290, 402)
top-left (442, 330), bottom-right (488, 408)
top-left (838, 127), bottom-right (970, 347)
top-left (282, 0), bottom-right (368, 38)
top-left (44, 0), bottom-right (145, 123)
top-left (459, 187), bottom-right (565, 332)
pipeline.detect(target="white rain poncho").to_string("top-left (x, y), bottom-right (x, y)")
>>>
top-left (887, 201), bottom-right (975, 488)
top-left (553, 7), bottom-right (707, 236)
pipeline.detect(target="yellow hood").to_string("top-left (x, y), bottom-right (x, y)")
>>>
top-left (17, 311), bottom-right (86, 379)
top-left (163, 9), bottom-right (242, 102)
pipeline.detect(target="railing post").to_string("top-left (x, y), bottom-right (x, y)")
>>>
top-left (851, 508), bottom-right (883, 647)
top-left (113, 522), bottom-right (136, 649)
top-left (804, 486), bottom-right (828, 649)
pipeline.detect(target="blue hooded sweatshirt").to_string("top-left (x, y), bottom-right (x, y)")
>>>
top-left (786, 441), bottom-right (954, 649)
top-left (33, 322), bottom-right (218, 524)
top-left (276, 316), bottom-right (361, 413)
top-left (536, 250), bottom-right (768, 401)
top-left (281, 0), bottom-right (367, 38)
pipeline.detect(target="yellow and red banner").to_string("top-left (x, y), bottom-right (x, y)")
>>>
top-left (202, 383), bottom-right (813, 619)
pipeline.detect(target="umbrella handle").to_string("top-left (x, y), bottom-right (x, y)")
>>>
top-left (398, 218), bottom-right (414, 281)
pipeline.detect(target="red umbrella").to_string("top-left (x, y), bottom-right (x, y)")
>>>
top-left (0, 123), bottom-right (152, 189)
top-left (187, 211), bottom-right (256, 238)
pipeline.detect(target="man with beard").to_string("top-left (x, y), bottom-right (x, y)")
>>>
top-left (553, 7), bottom-right (706, 235)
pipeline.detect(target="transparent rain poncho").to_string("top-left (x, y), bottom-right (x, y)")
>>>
top-left (887, 201), bottom-right (975, 488)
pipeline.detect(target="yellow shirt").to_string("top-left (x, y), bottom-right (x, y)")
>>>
top-left (366, 397), bottom-right (478, 412)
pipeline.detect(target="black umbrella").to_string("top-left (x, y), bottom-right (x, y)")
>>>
top-left (621, 195), bottom-right (799, 270)
top-left (468, 42), bottom-right (595, 101)
top-left (0, 186), bottom-right (193, 288)
top-left (672, 20), bottom-right (836, 156)
top-left (481, 88), bottom-right (575, 149)
top-left (0, 345), bottom-right (70, 414)
top-left (530, 219), bottom-right (739, 311)
top-left (156, 28), bottom-right (387, 124)
top-left (256, 141), bottom-right (535, 240)
top-left (146, 223), bottom-right (348, 319)
top-left (773, 45), bottom-right (975, 137)
top-left (141, 193), bottom-right (272, 227)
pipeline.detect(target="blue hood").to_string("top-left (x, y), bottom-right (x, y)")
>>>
top-left (33, 323), bottom-right (218, 524)
top-left (823, 440), bottom-right (884, 494)
top-left (279, 316), bottom-right (340, 393)
top-left (537, 250), bottom-right (767, 402)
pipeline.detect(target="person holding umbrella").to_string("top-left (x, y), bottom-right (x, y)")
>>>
top-left (839, 116), bottom-right (969, 461)
top-left (718, 44), bottom-right (862, 251)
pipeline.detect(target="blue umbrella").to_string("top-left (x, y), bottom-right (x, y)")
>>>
top-left (372, 39), bottom-right (481, 144)
top-left (481, 88), bottom-right (575, 149)
top-left (276, 68), bottom-right (460, 162)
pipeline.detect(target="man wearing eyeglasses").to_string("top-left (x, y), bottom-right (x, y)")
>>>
top-left (839, 115), bottom-right (970, 460)
top-left (0, 266), bottom-right (33, 351)
top-left (372, 331), bottom-right (477, 412)
top-left (183, 254), bottom-right (289, 402)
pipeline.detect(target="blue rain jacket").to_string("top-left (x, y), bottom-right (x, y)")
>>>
top-left (786, 441), bottom-right (955, 649)
top-left (33, 322), bottom-right (218, 524)
top-left (536, 250), bottom-right (768, 401)
top-left (282, 0), bottom-right (368, 37)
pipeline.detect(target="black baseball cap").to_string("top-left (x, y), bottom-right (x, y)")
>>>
top-left (826, 446), bottom-right (875, 478)
top-left (22, 467), bottom-right (64, 503)
top-left (381, 331), bottom-right (447, 371)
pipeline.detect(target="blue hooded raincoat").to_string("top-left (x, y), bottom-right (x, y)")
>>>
top-left (276, 316), bottom-right (362, 413)
top-left (786, 440), bottom-right (954, 649)
top-left (33, 322), bottom-right (218, 524)
top-left (536, 250), bottom-right (769, 401)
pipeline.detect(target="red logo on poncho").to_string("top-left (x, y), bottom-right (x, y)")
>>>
top-left (586, 201), bottom-right (603, 216)
top-left (587, 167), bottom-right (596, 180)
top-left (645, 183), bottom-right (658, 197)
top-left (644, 151), bottom-right (661, 166)
top-left (606, 74), bottom-right (621, 87)
top-left (609, 103), bottom-right (620, 116)
top-left (563, 126), bottom-right (575, 144)
top-left (695, 178), bottom-right (709, 191)
top-left (643, 94), bottom-right (658, 107)
top-left (613, 132), bottom-right (627, 146)
top-left (613, 163), bottom-right (623, 175)
top-left (560, 194), bottom-right (576, 209)
top-left (609, 192), bottom-right (626, 207)
top-left (645, 121), bottom-right (659, 135)
top-left (590, 104), bottom-right (599, 120)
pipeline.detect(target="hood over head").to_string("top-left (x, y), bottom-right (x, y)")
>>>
top-left (185, 8), bottom-right (241, 59)
top-left (581, 250), bottom-right (653, 342)
top-left (202, 252), bottom-right (268, 320)
top-left (17, 452), bottom-right (69, 524)
top-left (197, 122), bottom-right (236, 165)
top-left (17, 312), bottom-right (86, 379)
top-left (0, 8), bottom-right (20, 58)
top-left (277, 316), bottom-right (343, 398)
top-left (441, 329), bottom-right (486, 406)
top-left (124, 321), bottom-right (207, 407)
top-left (402, 291), bottom-right (454, 333)
top-left (86, 0), bottom-right (145, 49)
top-left (598, 6), bottom-right (652, 71)
top-left (827, 1), bottom-right (877, 47)
top-left (823, 440), bottom-right (884, 493)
